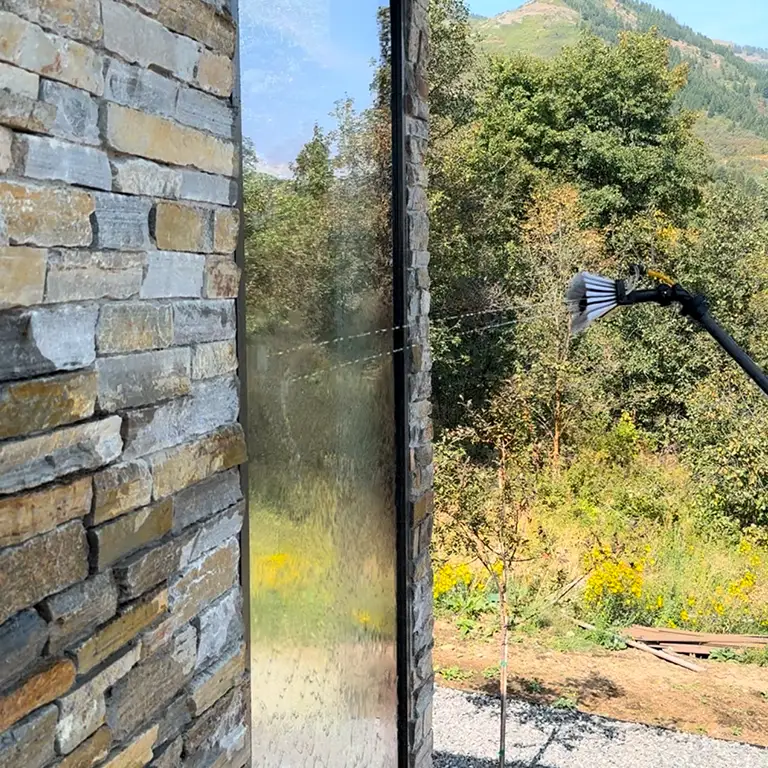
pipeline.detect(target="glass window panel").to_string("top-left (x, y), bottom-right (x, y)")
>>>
top-left (239, 2), bottom-right (398, 765)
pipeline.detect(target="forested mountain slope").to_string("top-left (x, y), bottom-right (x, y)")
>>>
top-left (472, 0), bottom-right (768, 179)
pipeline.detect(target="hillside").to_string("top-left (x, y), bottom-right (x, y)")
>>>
top-left (471, 0), bottom-right (768, 179)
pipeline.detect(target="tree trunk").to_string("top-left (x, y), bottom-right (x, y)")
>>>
top-left (552, 390), bottom-right (562, 470)
top-left (498, 567), bottom-right (508, 768)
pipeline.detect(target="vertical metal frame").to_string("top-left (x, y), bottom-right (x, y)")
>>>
top-left (390, 1), bottom-right (412, 766)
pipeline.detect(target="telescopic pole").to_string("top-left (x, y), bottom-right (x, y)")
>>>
top-left (622, 283), bottom-right (768, 398)
top-left (697, 311), bottom-right (768, 398)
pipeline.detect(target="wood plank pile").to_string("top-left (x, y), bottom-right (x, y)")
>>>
top-left (627, 625), bottom-right (768, 657)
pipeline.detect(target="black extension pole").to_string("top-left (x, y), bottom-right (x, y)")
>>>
top-left (697, 311), bottom-right (768, 398)
top-left (622, 283), bottom-right (768, 398)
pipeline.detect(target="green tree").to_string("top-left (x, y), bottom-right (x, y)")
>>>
top-left (478, 30), bottom-right (708, 228)
top-left (429, 23), bottom-right (710, 430)
top-left (292, 125), bottom-right (333, 198)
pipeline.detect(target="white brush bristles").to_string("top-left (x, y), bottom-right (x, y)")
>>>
top-left (566, 272), bottom-right (618, 334)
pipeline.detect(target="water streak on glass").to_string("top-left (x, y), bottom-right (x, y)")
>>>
top-left (239, 1), bottom-right (397, 765)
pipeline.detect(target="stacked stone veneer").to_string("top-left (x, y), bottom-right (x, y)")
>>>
top-left (405, 1), bottom-right (434, 766)
top-left (0, 0), bottom-right (249, 766)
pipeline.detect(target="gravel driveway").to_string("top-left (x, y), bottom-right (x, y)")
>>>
top-left (433, 686), bottom-right (768, 768)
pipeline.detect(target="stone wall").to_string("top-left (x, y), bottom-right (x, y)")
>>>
top-left (0, 0), bottom-right (249, 765)
top-left (405, 1), bottom-right (434, 766)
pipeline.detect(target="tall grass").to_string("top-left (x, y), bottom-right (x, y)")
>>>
top-left (434, 415), bottom-right (768, 637)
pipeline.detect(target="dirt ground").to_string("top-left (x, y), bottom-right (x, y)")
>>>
top-left (433, 618), bottom-right (768, 747)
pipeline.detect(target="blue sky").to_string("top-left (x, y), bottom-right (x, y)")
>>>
top-left (469, 1), bottom-right (768, 49)
top-left (239, 0), bottom-right (381, 175)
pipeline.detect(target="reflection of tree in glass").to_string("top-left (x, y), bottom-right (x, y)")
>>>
top-left (244, 4), bottom-right (396, 652)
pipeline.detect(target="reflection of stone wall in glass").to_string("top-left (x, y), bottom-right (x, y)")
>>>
top-left (404, 1), bottom-right (435, 766)
top-left (0, 0), bottom-right (248, 765)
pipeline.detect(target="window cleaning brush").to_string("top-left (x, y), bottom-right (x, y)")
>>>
top-left (566, 265), bottom-right (768, 397)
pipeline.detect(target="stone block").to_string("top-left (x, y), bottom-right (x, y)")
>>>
top-left (172, 300), bottom-right (236, 346)
top-left (154, 695), bottom-right (190, 746)
top-left (73, 588), bottom-right (168, 675)
top-left (112, 536), bottom-right (188, 602)
top-left (121, 376), bottom-right (239, 461)
top-left (187, 502), bottom-right (243, 563)
top-left (104, 59), bottom-right (178, 119)
top-left (96, 348), bottom-right (191, 411)
top-left (0, 12), bottom-right (104, 94)
top-left (0, 89), bottom-right (55, 132)
top-left (0, 610), bottom-right (48, 691)
top-left (0, 246), bottom-right (47, 309)
top-left (102, 0), bottom-right (199, 84)
top-left (192, 340), bottom-right (238, 380)
top-left (0, 126), bottom-right (10, 172)
top-left (40, 572), bottom-right (118, 656)
top-left (91, 461), bottom-right (153, 525)
top-left (56, 646), bottom-right (140, 755)
top-left (149, 736), bottom-right (181, 768)
top-left (1, 0), bottom-right (101, 43)
top-left (0, 416), bottom-right (122, 495)
top-left (0, 659), bottom-right (75, 732)
top-left (90, 501), bottom-right (173, 571)
top-left (157, 0), bottom-right (235, 55)
top-left (196, 50), bottom-right (233, 98)
top-left (180, 170), bottom-right (237, 206)
top-left (97, 303), bottom-right (173, 355)
top-left (213, 209), bottom-right (239, 253)
top-left (189, 642), bottom-right (245, 716)
top-left (168, 538), bottom-right (238, 625)
top-left (101, 725), bottom-right (157, 768)
top-left (150, 425), bottom-right (246, 499)
top-left (183, 683), bottom-right (245, 760)
top-left (111, 158), bottom-right (182, 199)
top-left (0, 180), bottom-right (93, 247)
top-left (92, 193), bottom-right (152, 251)
top-left (106, 625), bottom-right (196, 740)
top-left (105, 104), bottom-right (236, 177)
top-left (0, 305), bottom-right (97, 382)
top-left (0, 705), bottom-right (57, 768)
top-left (140, 251), bottom-right (205, 299)
top-left (153, 203), bottom-right (212, 254)
top-left (46, 251), bottom-right (144, 303)
top-left (176, 87), bottom-right (234, 138)
top-left (55, 725), bottom-right (112, 768)
top-left (172, 468), bottom-right (242, 533)
top-left (194, 588), bottom-right (243, 669)
top-left (408, 210), bottom-right (429, 252)
top-left (39, 80), bottom-right (100, 146)
top-left (134, 612), bottom-right (178, 662)
top-left (0, 522), bottom-right (88, 624)
top-left (0, 475), bottom-right (92, 548)
top-left (123, 0), bottom-right (159, 13)
top-left (16, 135), bottom-right (111, 190)
top-left (413, 489), bottom-right (433, 527)
top-left (203, 256), bottom-right (240, 298)
top-left (0, 371), bottom-right (97, 440)
top-left (0, 61), bottom-right (38, 97)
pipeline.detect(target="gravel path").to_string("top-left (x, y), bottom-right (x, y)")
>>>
top-left (433, 686), bottom-right (768, 768)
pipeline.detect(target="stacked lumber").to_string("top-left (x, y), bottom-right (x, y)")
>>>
top-left (627, 625), bottom-right (768, 657)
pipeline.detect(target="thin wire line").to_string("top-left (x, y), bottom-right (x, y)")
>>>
top-left (287, 348), bottom-right (406, 382)
top-left (268, 299), bottom-right (553, 359)
top-left (272, 324), bottom-right (409, 358)
top-left (284, 306), bottom-right (558, 383)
